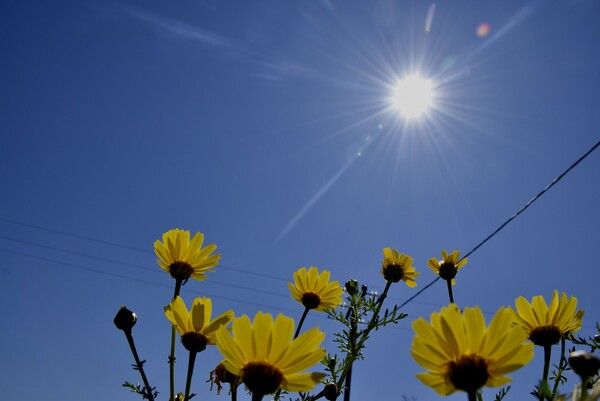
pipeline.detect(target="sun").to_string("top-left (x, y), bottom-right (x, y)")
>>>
top-left (392, 74), bottom-right (435, 119)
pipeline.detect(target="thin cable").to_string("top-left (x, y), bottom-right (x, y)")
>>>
top-left (0, 218), bottom-right (289, 281)
top-left (0, 217), bottom-right (150, 253)
top-left (0, 247), bottom-right (415, 332)
top-left (0, 236), bottom-right (291, 298)
top-left (397, 139), bottom-right (600, 310)
top-left (0, 247), bottom-right (294, 312)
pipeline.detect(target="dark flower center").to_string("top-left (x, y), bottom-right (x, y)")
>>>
top-left (181, 332), bottom-right (209, 352)
top-left (169, 261), bottom-right (194, 280)
top-left (242, 361), bottom-right (284, 395)
top-left (438, 262), bottom-right (458, 281)
top-left (447, 354), bottom-right (489, 393)
top-left (383, 263), bottom-right (404, 283)
top-left (529, 325), bottom-right (562, 347)
top-left (301, 292), bottom-right (322, 309)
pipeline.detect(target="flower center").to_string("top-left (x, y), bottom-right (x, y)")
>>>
top-left (446, 354), bottom-right (489, 393)
top-left (301, 292), bottom-right (322, 309)
top-left (181, 331), bottom-right (209, 352)
top-left (438, 262), bottom-right (458, 281)
top-left (529, 325), bottom-right (562, 347)
top-left (169, 261), bottom-right (194, 280)
top-left (242, 361), bottom-right (284, 395)
top-left (383, 263), bottom-right (404, 283)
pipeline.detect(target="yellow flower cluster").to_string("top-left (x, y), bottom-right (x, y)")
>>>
top-left (112, 230), bottom-right (592, 401)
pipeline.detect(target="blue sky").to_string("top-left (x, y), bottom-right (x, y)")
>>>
top-left (1, 1), bottom-right (599, 400)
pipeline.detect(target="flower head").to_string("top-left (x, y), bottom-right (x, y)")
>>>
top-left (411, 304), bottom-right (533, 396)
top-left (513, 291), bottom-right (584, 347)
top-left (288, 267), bottom-right (343, 311)
top-left (165, 296), bottom-right (234, 352)
top-left (428, 250), bottom-right (467, 285)
top-left (216, 312), bottom-right (326, 395)
top-left (381, 248), bottom-right (419, 287)
top-left (154, 229), bottom-right (220, 282)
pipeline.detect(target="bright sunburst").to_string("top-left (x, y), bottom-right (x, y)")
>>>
top-left (392, 74), bottom-right (435, 119)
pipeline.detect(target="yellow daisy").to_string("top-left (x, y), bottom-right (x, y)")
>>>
top-left (412, 304), bottom-right (533, 397)
top-left (288, 267), bottom-right (343, 312)
top-left (216, 312), bottom-right (326, 396)
top-left (154, 228), bottom-right (220, 281)
top-left (513, 290), bottom-right (584, 347)
top-left (428, 250), bottom-right (467, 285)
top-left (165, 296), bottom-right (234, 352)
top-left (381, 247), bottom-right (419, 287)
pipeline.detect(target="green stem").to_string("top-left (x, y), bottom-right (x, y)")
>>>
top-left (367, 281), bottom-right (392, 332)
top-left (231, 386), bottom-right (237, 401)
top-left (540, 344), bottom-right (552, 401)
top-left (169, 279), bottom-right (183, 401)
top-left (446, 279), bottom-right (455, 304)
top-left (294, 307), bottom-right (310, 339)
top-left (184, 351), bottom-right (197, 401)
top-left (125, 330), bottom-right (155, 401)
top-left (551, 338), bottom-right (567, 399)
top-left (337, 282), bottom-right (391, 390)
top-left (467, 390), bottom-right (477, 401)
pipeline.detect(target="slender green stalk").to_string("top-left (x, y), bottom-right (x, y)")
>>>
top-left (540, 344), bottom-right (553, 401)
top-left (184, 351), bottom-right (198, 401)
top-left (446, 279), bottom-right (455, 304)
top-left (343, 301), bottom-right (360, 401)
top-left (336, 303), bottom-right (360, 389)
top-left (294, 307), bottom-right (310, 339)
top-left (366, 281), bottom-right (392, 331)
top-left (337, 281), bottom-right (391, 389)
top-left (467, 390), bottom-right (477, 401)
top-left (231, 387), bottom-right (237, 401)
top-left (551, 338), bottom-right (568, 398)
top-left (124, 331), bottom-right (155, 401)
top-left (169, 278), bottom-right (183, 401)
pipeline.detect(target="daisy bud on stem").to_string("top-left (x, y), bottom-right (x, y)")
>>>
top-left (114, 306), bottom-right (155, 401)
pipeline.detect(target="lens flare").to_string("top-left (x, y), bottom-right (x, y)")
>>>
top-left (476, 22), bottom-right (491, 37)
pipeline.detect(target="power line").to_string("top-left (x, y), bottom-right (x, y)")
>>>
top-left (0, 236), bottom-right (291, 299)
top-left (0, 246), bottom-right (415, 331)
top-left (0, 218), bottom-right (289, 282)
top-left (397, 138), bottom-right (600, 310)
top-left (0, 247), bottom-right (295, 313)
top-left (1, 139), bottom-right (598, 313)
top-left (0, 217), bottom-right (150, 253)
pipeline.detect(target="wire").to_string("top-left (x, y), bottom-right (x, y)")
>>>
top-left (1, 139), bottom-right (598, 312)
top-left (0, 247), bottom-right (415, 331)
top-left (0, 247), bottom-right (294, 312)
top-left (0, 235), bottom-right (291, 298)
top-left (397, 138), bottom-right (600, 310)
top-left (0, 218), bottom-right (289, 282)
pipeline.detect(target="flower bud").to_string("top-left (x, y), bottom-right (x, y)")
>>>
top-left (114, 306), bottom-right (137, 332)
top-left (323, 382), bottom-right (338, 401)
top-left (327, 356), bottom-right (337, 372)
top-left (345, 280), bottom-right (358, 296)
top-left (569, 350), bottom-right (600, 380)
